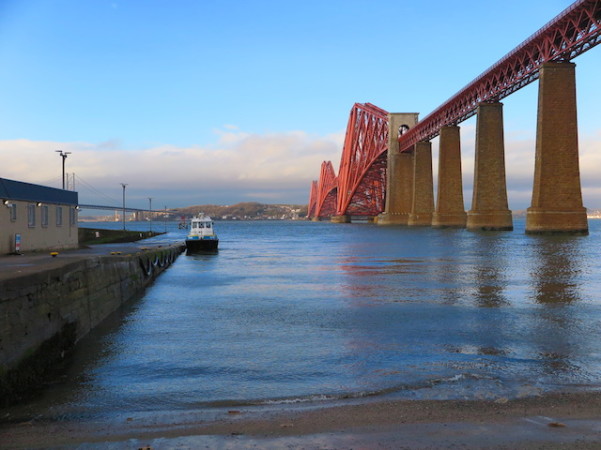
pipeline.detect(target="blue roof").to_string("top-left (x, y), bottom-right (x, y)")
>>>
top-left (0, 178), bottom-right (78, 205)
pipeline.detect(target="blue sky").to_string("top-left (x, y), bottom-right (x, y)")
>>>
top-left (1, 0), bottom-right (599, 211)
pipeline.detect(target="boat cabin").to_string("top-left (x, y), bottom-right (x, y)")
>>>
top-left (188, 214), bottom-right (216, 238)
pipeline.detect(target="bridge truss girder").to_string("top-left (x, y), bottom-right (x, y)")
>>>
top-left (343, 151), bottom-right (388, 217)
top-left (398, 0), bottom-right (601, 151)
top-left (312, 161), bottom-right (338, 219)
top-left (336, 103), bottom-right (389, 217)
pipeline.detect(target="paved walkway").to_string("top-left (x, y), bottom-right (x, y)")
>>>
top-left (0, 241), bottom-right (181, 283)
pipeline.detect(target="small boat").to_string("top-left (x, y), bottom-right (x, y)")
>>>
top-left (178, 215), bottom-right (189, 229)
top-left (185, 213), bottom-right (219, 252)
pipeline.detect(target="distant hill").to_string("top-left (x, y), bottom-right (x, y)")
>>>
top-left (172, 202), bottom-right (308, 220)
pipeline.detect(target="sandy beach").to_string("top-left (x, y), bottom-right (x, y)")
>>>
top-left (2, 391), bottom-right (601, 448)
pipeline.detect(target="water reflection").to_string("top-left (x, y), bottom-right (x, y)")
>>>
top-left (335, 223), bottom-right (601, 397)
top-left (457, 233), bottom-right (511, 365)
top-left (526, 235), bottom-right (589, 382)
top-left (530, 305), bottom-right (582, 381)
top-left (338, 255), bottom-right (425, 305)
top-left (3, 220), bottom-right (601, 424)
top-left (431, 229), bottom-right (470, 306)
top-left (529, 236), bottom-right (585, 304)
top-left (468, 233), bottom-right (510, 307)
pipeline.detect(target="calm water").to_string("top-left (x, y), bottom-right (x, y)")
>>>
top-left (6, 219), bottom-right (601, 421)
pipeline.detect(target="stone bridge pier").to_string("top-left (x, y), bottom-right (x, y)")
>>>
top-left (466, 101), bottom-right (513, 231)
top-left (526, 62), bottom-right (588, 234)
top-left (432, 125), bottom-right (466, 228)
top-left (380, 62), bottom-right (588, 235)
top-left (377, 113), bottom-right (418, 225)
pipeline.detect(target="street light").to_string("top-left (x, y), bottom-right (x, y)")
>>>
top-left (55, 150), bottom-right (72, 189)
top-left (121, 183), bottom-right (128, 230)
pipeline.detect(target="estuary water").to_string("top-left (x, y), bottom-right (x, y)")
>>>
top-left (7, 219), bottom-right (601, 421)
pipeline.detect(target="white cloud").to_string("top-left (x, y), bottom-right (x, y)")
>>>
top-left (2, 127), bottom-right (599, 210)
top-left (0, 129), bottom-right (343, 207)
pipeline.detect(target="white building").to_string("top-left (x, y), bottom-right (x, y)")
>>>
top-left (0, 178), bottom-right (78, 254)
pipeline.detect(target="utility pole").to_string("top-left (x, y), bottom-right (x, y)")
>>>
top-left (148, 197), bottom-right (152, 233)
top-left (55, 150), bottom-right (72, 189)
top-left (121, 183), bottom-right (128, 230)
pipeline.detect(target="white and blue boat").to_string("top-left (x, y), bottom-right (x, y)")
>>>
top-left (185, 213), bottom-right (219, 252)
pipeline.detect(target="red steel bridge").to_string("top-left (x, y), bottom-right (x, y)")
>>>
top-left (308, 0), bottom-right (601, 221)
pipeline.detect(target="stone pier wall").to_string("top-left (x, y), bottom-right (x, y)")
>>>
top-left (0, 244), bottom-right (184, 404)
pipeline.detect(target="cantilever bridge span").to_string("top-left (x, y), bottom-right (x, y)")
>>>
top-left (308, 103), bottom-right (389, 220)
top-left (308, 0), bottom-right (601, 233)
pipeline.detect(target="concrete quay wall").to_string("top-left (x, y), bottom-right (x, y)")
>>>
top-left (0, 243), bottom-right (184, 404)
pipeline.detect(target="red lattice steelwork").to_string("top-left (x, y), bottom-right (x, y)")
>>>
top-left (336, 103), bottom-right (389, 217)
top-left (312, 161), bottom-right (338, 219)
top-left (398, 0), bottom-right (601, 151)
top-left (307, 0), bottom-right (600, 218)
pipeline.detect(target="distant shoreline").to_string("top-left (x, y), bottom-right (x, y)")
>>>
top-left (79, 201), bottom-right (308, 222)
top-left (78, 214), bottom-right (601, 222)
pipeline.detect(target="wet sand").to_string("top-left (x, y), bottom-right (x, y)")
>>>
top-left (2, 391), bottom-right (601, 448)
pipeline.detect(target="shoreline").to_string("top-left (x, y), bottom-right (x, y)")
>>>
top-left (2, 391), bottom-right (601, 448)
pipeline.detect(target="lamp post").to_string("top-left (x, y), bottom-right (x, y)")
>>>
top-left (121, 183), bottom-right (128, 230)
top-left (148, 197), bottom-right (152, 233)
top-left (55, 150), bottom-right (72, 189)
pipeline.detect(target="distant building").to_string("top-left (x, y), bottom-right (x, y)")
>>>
top-left (0, 177), bottom-right (78, 254)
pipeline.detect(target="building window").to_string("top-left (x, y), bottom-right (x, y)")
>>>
top-left (41, 205), bottom-right (49, 227)
top-left (9, 204), bottom-right (17, 222)
top-left (56, 206), bottom-right (63, 226)
top-left (28, 204), bottom-right (36, 227)
top-left (70, 207), bottom-right (77, 225)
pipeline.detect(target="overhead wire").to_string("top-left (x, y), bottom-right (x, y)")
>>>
top-left (74, 174), bottom-right (121, 205)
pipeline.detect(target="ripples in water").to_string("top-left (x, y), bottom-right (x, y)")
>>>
top-left (4, 219), bottom-right (601, 422)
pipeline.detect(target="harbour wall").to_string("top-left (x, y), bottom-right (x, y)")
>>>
top-left (0, 243), bottom-right (185, 405)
